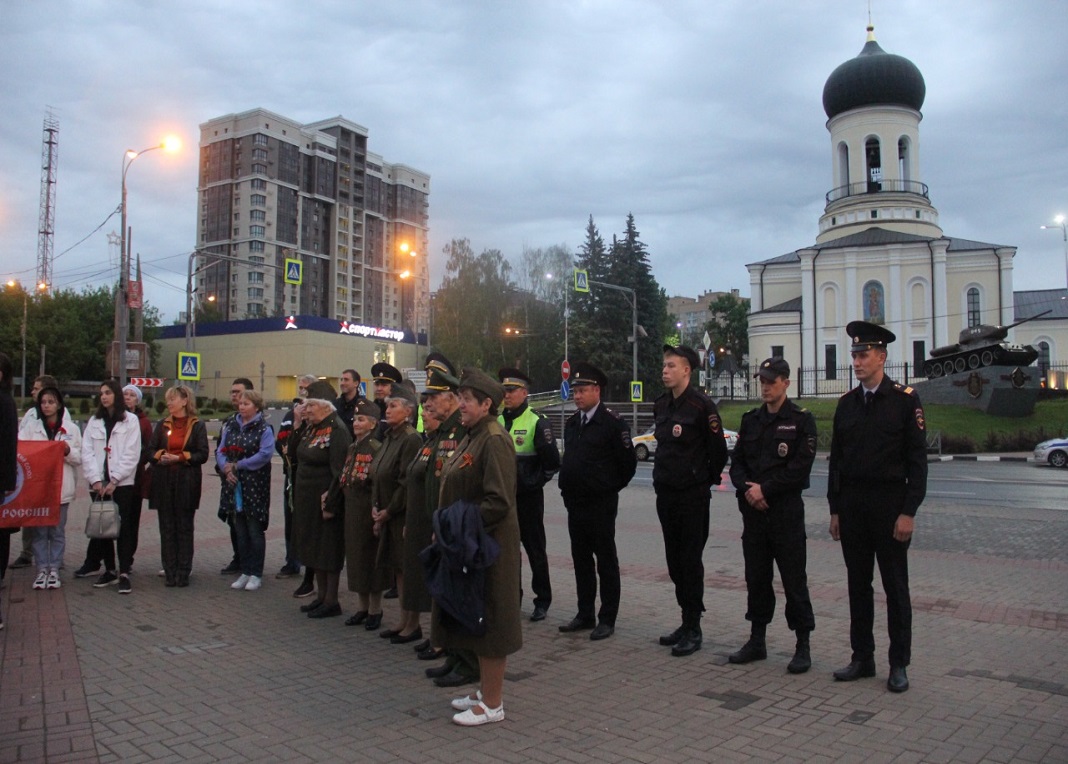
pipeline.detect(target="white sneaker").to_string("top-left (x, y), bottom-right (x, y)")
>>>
top-left (244, 575), bottom-right (262, 591)
top-left (231, 574), bottom-right (250, 590)
top-left (33, 571), bottom-right (48, 590)
top-left (452, 703), bottom-right (504, 726)
top-left (451, 690), bottom-right (483, 710)
top-left (46, 570), bottom-right (61, 589)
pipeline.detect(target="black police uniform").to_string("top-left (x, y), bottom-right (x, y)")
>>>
top-left (829, 375), bottom-right (927, 669)
top-left (652, 383), bottom-right (728, 627)
top-left (334, 391), bottom-right (365, 436)
top-left (558, 403), bottom-right (637, 627)
top-left (730, 398), bottom-right (817, 633)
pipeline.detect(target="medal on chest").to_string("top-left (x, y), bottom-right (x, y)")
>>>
top-left (672, 424), bottom-right (682, 438)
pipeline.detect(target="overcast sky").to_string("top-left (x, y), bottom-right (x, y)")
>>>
top-left (2, 0), bottom-right (1066, 323)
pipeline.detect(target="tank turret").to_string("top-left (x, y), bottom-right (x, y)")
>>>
top-left (923, 311), bottom-right (1050, 378)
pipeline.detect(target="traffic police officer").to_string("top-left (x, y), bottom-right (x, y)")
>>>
top-left (499, 368), bottom-right (561, 622)
top-left (728, 357), bottom-right (817, 673)
top-left (558, 362), bottom-right (637, 641)
top-left (829, 321), bottom-right (927, 693)
top-left (653, 345), bottom-right (728, 656)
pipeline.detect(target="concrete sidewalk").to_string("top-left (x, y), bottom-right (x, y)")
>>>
top-left (2, 468), bottom-right (1066, 763)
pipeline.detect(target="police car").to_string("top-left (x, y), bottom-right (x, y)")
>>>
top-left (632, 426), bottom-right (739, 461)
top-left (1034, 437), bottom-right (1068, 468)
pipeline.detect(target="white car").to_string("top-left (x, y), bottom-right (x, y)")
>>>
top-left (1034, 437), bottom-right (1068, 468)
top-left (632, 426), bottom-right (739, 462)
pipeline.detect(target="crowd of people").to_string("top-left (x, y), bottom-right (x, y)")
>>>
top-left (0, 324), bottom-right (926, 716)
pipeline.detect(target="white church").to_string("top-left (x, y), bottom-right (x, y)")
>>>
top-left (746, 24), bottom-right (1067, 395)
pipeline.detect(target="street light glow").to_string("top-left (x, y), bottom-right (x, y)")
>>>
top-left (162, 135), bottom-right (182, 153)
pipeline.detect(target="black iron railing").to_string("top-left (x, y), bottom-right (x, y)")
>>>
top-left (826, 179), bottom-right (930, 204)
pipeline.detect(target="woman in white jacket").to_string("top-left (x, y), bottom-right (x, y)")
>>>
top-left (80, 380), bottom-right (142, 593)
top-left (21, 386), bottom-right (82, 589)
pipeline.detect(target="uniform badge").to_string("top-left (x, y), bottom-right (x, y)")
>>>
top-left (915, 408), bottom-right (925, 431)
top-left (708, 415), bottom-right (721, 433)
top-left (515, 436), bottom-right (525, 446)
top-left (672, 424), bottom-right (682, 438)
top-left (777, 442), bottom-right (789, 458)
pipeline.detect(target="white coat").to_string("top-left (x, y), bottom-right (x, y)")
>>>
top-left (81, 412), bottom-right (141, 488)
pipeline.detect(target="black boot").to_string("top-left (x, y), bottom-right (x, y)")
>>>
top-left (671, 612), bottom-right (703, 657)
top-left (787, 630), bottom-right (811, 674)
top-left (729, 623), bottom-right (767, 664)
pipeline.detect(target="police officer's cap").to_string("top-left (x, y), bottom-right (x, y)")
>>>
top-left (425, 367), bottom-right (460, 393)
top-left (387, 381), bottom-right (418, 408)
top-left (458, 367), bottom-right (504, 408)
top-left (755, 357), bottom-right (790, 382)
top-left (846, 321), bottom-right (896, 352)
top-left (354, 399), bottom-right (380, 420)
top-left (424, 352), bottom-right (456, 377)
top-left (663, 344), bottom-right (701, 371)
top-left (371, 362), bottom-right (403, 384)
top-left (498, 367), bottom-right (531, 389)
top-left (570, 362), bottom-right (607, 388)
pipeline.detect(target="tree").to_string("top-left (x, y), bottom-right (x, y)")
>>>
top-left (704, 292), bottom-right (750, 362)
top-left (508, 245), bottom-right (570, 390)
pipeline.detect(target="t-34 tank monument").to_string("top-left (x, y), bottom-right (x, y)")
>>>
top-left (916, 311), bottom-right (1050, 416)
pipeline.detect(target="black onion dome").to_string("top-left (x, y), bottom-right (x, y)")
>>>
top-left (822, 29), bottom-right (926, 119)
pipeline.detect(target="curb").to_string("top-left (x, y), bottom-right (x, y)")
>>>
top-left (929, 454), bottom-right (1036, 463)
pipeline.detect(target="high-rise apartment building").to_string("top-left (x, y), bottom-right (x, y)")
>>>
top-left (195, 108), bottom-right (430, 336)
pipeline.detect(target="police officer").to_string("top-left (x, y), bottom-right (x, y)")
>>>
top-left (653, 345), bottom-right (728, 656)
top-left (829, 321), bottom-right (927, 693)
top-left (498, 368), bottom-right (561, 622)
top-left (558, 362), bottom-right (637, 641)
top-left (371, 362), bottom-right (404, 439)
top-left (728, 357), bottom-right (817, 673)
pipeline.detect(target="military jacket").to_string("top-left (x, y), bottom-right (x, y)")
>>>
top-left (652, 384), bottom-right (728, 490)
top-left (559, 404), bottom-right (637, 501)
top-left (729, 398), bottom-right (816, 503)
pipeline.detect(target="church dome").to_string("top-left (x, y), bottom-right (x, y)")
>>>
top-left (822, 27), bottom-right (926, 119)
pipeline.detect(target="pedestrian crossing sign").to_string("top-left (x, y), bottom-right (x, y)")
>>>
top-left (177, 352), bottom-right (201, 381)
top-left (574, 268), bottom-right (589, 293)
top-left (284, 258), bottom-right (303, 285)
top-left (630, 381), bottom-right (643, 402)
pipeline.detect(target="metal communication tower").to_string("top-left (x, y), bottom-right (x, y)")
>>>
top-left (37, 109), bottom-right (59, 292)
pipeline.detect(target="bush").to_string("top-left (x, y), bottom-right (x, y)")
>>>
top-left (79, 398), bottom-right (91, 415)
top-left (940, 434), bottom-right (976, 454)
top-left (155, 400), bottom-right (166, 415)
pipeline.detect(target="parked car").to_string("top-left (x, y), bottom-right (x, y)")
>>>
top-left (1034, 437), bottom-right (1068, 468)
top-left (632, 426), bottom-right (739, 462)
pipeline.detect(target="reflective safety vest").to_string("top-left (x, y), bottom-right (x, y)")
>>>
top-left (499, 406), bottom-right (540, 455)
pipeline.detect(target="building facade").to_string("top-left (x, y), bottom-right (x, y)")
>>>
top-left (667, 289), bottom-right (740, 347)
top-left (195, 109), bottom-right (430, 338)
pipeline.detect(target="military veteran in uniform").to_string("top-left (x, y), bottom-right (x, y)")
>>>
top-left (498, 367), bottom-right (561, 622)
top-left (828, 321), bottom-right (927, 693)
top-left (557, 361), bottom-right (637, 641)
top-left (728, 357), bottom-right (817, 673)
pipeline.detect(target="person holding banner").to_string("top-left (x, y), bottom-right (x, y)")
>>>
top-left (22, 387), bottom-right (82, 590)
top-left (0, 352), bottom-right (17, 623)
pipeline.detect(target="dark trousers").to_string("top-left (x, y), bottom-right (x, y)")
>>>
top-left (739, 497), bottom-right (815, 632)
top-left (516, 489), bottom-right (551, 610)
top-left (228, 518), bottom-right (240, 565)
top-left (0, 530), bottom-right (10, 579)
top-left (838, 487), bottom-right (912, 667)
top-left (86, 487), bottom-right (141, 574)
top-left (234, 512), bottom-right (266, 577)
top-left (283, 471), bottom-right (300, 570)
top-left (158, 505), bottom-right (196, 578)
top-left (564, 493), bottom-right (619, 625)
top-left (655, 484), bottom-right (711, 620)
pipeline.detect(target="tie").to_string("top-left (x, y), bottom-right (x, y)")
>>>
top-left (864, 390), bottom-right (874, 407)
top-left (581, 413), bottom-right (589, 427)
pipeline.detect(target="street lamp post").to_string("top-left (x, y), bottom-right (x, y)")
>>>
top-left (1041, 214), bottom-right (1068, 289)
top-left (5, 280), bottom-right (47, 398)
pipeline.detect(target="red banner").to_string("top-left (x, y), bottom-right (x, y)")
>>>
top-left (0, 440), bottom-right (64, 528)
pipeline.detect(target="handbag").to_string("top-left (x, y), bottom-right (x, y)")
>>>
top-left (85, 496), bottom-right (121, 539)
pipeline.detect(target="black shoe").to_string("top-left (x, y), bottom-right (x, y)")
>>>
top-left (176, 574), bottom-right (190, 588)
top-left (589, 622), bottom-right (614, 641)
top-left (92, 571), bottom-right (119, 588)
top-left (425, 660), bottom-right (456, 679)
top-left (10, 554), bottom-right (32, 569)
top-left (307, 603), bottom-right (342, 619)
top-left (275, 566), bottom-right (300, 579)
top-left (300, 599), bottom-right (324, 613)
top-left (887, 666), bottom-right (909, 693)
top-left (391, 628), bottom-right (423, 645)
top-left (165, 574), bottom-right (177, 588)
top-left (558, 616), bottom-right (596, 633)
top-left (117, 574), bottom-right (132, 594)
top-left (364, 613), bottom-right (383, 631)
top-left (383, 586), bottom-right (398, 599)
top-left (220, 560), bottom-right (241, 574)
top-left (379, 628), bottom-right (402, 639)
top-left (412, 639), bottom-right (430, 652)
top-left (833, 658), bottom-right (877, 681)
top-left (530, 606), bottom-right (548, 622)
top-left (671, 629), bottom-right (703, 657)
top-left (729, 638), bottom-right (768, 664)
top-left (345, 611), bottom-right (369, 626)
top-left (788, 643), bottom-right (812, 674)
top-left (73, 563), bottom-right (100, 578)
top-left (659, 625), bottom-right (686, 646)
top-left (418, 646), bottom-right (446, 661)
top-left (293, 580), bottom-right (315, 598)
top-left (433, 669), bottom-right (476, 688)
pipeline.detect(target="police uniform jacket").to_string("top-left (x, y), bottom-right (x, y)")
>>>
top-left (827, 376), bottom-right (927, 517)
top-left (500, 401), bottom-right (560, 494)
top-left (729, 399), bottom-right (816, 505)
top-left (652, 384), bottom-right (728, 491)
top-left (559, 404), bottom-right (637, 502)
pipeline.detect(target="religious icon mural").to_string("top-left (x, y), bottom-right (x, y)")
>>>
top-left (862, 280), bottom-right (885, 325)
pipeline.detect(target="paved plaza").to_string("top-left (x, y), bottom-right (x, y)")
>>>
top-left (2, 459), bottom-right (1067, 763)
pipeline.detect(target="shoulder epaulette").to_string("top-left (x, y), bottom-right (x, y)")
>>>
top-left (893, 382), bottom-right (920, 398)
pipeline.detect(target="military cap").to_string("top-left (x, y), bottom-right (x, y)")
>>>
top-left (755, 356), bottom-right (791, 382)
top-left (387, 381), bottom-right (419, 408)
top-left (371, 362), bottom-right (403, 384)
top-left (570, 361), bottom-right (607, 388)
top-left (304, 379), bottom-right (337, 401)
top-left (424, 352), bottom-right (456, 377)
top-left (458, 367), bottom-right (504, 408)
top-left (425, 366), bottom-right (460, 393)
top-left (663, 343), bottom-right (701, 371)
top-left (498, 367), bottom-right (531, 389)
top-left (354, 399), bottom-right (380, 420)
top-left (846, 321), bottom-right (896, 352)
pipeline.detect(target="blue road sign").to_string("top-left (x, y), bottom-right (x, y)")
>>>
top-left (560, 380), bottom-right (570, 400)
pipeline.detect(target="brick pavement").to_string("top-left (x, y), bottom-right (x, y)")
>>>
top-left (2, 460), bottom-right (1066, 763)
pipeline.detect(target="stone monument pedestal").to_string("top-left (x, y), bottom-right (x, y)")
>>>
top-left (912, 365), bottom-right (1040, 417)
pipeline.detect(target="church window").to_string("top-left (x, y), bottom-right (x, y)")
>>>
top-left (913, 340), bottom-right (926, 371)
top-left (1038, 341), bottom-right (1050, 374)
top-left (966, 287), bottom-right (981, 327)
top-left (898, 137), bottom-right (911, 183)
top-left (825, 345), bottom-right (837, 380)
top-left (865, 137), bottom-right (882, 191)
